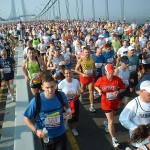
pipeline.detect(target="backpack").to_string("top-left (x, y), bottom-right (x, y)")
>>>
top-left (34, 90), bottom-right (66, 119)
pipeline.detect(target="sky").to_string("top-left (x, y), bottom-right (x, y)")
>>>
top-left (0, 0), bottom-right (150, 24)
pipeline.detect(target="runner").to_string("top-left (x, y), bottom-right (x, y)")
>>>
top-left (94, 64), bottom-right (125, 147)
top-left (22, 47), bottom-right (46, 95)
top-left (75, 46), bottom-right (96, 113)
top-left (58, 68), bottom-right (81, 136)
top-left (0, 49), bottom-right (15, 102)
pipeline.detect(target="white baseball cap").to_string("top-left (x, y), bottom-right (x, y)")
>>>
top-left (128, 46), bottom-right (134, 51)
top-left (140, 81), bottom-right (150, 93)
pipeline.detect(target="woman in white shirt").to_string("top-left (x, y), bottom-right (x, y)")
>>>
top-left (58, 68), bottom-right (81, 136)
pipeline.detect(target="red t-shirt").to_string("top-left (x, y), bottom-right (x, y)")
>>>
top-left (94, 76), bottom-right (125, 110)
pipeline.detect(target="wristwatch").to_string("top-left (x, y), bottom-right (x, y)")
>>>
top-left (33, 129), bottom-right (37, 135)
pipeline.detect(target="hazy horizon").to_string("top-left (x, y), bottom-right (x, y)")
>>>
top-left (0, 0), bottom-right (149, 24)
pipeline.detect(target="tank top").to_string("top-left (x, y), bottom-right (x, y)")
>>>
top-left (32, 39), bottom-right (40, 47)
top-left (52, 55), bottom-right (63, 69)
top-left (27, 60), bottom-right (41, 84)
top-left (80, 56), bottom-right (94, 76)
top-left (118, 66), bottom-right (130, 86)
top-left (131, 97), bottom-right (150, 147)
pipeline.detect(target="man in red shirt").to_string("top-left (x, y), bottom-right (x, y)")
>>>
top-left (94, 64), bottom-right (125, 148)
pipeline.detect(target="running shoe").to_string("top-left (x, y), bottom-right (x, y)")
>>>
top-left (72, 128), bottom-right (78, 136)
top-left (125, 147), bottom-right (132, 150)
top-left (89, 106), bottom-right (96, 113)
top-left (112, 137), bottom-right (119, 147)
top-left (103, 120), bottom-right (109, 132)
top-left (79, 95), bottom-right (83, 102)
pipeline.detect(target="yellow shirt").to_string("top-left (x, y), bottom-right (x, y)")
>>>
top-left (80, 56), bottom-right (94, 76)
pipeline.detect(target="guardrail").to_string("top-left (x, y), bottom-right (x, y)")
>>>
top-left (14, 46), bottom-right (35, 150)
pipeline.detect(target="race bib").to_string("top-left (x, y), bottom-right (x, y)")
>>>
top-left (129, 65), bottom-right (136, 72)
top-left (84, 69), bottom-right (93, 76)
top-left (107, 58), bottom-right (114, 63)
top-left (31, 73), bottom-right (42, 83)
top-left (66, 91), bottom-right (77, 100)
top-left (95, 63), bottom-right (102, 68)
top-left (106, 92), bottom-right (117, 100)
top-left (4, 67), bottom-right (11, 73)
top-left (45, 112), bottom-right (60, 128)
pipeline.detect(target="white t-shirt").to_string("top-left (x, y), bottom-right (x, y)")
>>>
top-left (58, 78), bottom-right (81, 100)
top-left (61, 51), bottom-right (71, 65)
top-left (117, 46), bottom-right (128, 57)
top-left (38, 43), bottom-right (46, 53)
top-left (95, 39), bottom-right (105, 47)
top-left (119, 96), bottom-right (150, 147)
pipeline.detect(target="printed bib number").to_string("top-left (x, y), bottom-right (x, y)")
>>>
top-left (31, 73), bottom-right (41, 83)
top-left (106, 92), bottom-right (117, 100)
top-left (107, 58), bottom-right (114, 63)
top-left (84, 69), bottom-right (93, 76)
top-left (129, 65), bottom-right (136, 72)
top-left (4, 67), bottom-right (11, 73)
top-left (45, 113), bottom-right (60, 128)
top-left (95, 63), bottom-right (102, 68)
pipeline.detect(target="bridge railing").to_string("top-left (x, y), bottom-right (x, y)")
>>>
top-left (14, 46), bottom-right (35, 150)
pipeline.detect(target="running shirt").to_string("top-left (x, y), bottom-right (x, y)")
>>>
top-left (0, 57), bottom-right (15, 78)
top-left (58, 78), bottom-right (81, 100)
top-left (80, 56), bottom-right (94, 76)
top-left (52, 55), bottom-right (63, 69)
top-left (128, 54), bottom-right (139, 74)
top-left (102, 50), bottom-right (115, 64)
top-left (38, 43), bottom-right (46, 54)
top-left (117, 66), bottom-right (130, 87)
top-left (94, 76), bottom-right (125, 110)
top-left (117, 47), bottom-right (128, 57)
top-left (24, 91), bottom-right (67, 138)
top-left (27, 59), bottom-right (41, 84)
top-left (91, 53), bottom-right (105, 75)
top-left (119, 96), bottom-right (150, 147)
top-left (61, 51), bottom-right (71, 65)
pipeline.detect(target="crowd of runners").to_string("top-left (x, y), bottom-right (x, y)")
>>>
top-left (0, 19), bottom-right (150, 150)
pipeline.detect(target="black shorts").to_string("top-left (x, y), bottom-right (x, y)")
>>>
top-left (4, 74), bottom-right (14, 81)
top-left (43, 133), bottom-right (67, 150)
top-left (30, 82), bottom-right (42, 89)
top-left (103, 109), bottom-right (118, 113)
top-left (129, 73), bottom-right (138, 88)
top-left (119, 86), bottom-right (131, 100)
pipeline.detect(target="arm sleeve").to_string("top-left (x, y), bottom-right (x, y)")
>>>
top-left (94, 77), bottom-right (102, 87)
top-left (24, 98), bottom-right (36, 119)
top-left (119, 100), bottom-right (138, 131)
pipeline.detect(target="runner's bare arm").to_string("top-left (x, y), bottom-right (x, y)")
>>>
top-left (75, 59), bottom-right (84, 76)
top-left (22, 60), bottom-right (29, 82)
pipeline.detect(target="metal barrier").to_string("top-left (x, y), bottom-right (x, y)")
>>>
top-left (14, 46), bottom-right (35, 150)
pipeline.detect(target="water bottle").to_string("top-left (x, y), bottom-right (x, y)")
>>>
top-left (43, 128), bottom-right (49, 143)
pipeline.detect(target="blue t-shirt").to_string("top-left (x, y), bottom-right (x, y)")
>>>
top-left (91, 53), bottom-right (105, 75)
top-left (102, 50), bottom-right (114, 64)
top-left (24, 91), bottom-right (68, 138)
top-left (0, 57), bottom-right (15, 78)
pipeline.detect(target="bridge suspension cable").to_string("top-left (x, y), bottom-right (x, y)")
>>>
top-left (65, 0), bottom-right (70, 20)
top-left (105, 0), bottom-right (109, 20)
top-left (76, 0), bottom-right (80, 20)
top-left (92, 0), bottom-right (95, 20)
top-left (57, 0), bottom-right (61, 20)
top-left (121, 0), bottom-right (124, 21)
top-left (80, 0), bottom-right (84, 20)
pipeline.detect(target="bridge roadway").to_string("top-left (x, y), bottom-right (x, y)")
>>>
top-left (0, 45), bottom-right (134, 150)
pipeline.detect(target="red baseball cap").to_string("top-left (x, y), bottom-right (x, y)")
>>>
top-left (105, 64), bottom-right (114, 73)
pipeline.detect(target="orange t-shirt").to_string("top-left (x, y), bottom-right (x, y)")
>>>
top-left (94, 76), bottom-right (125, 110)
